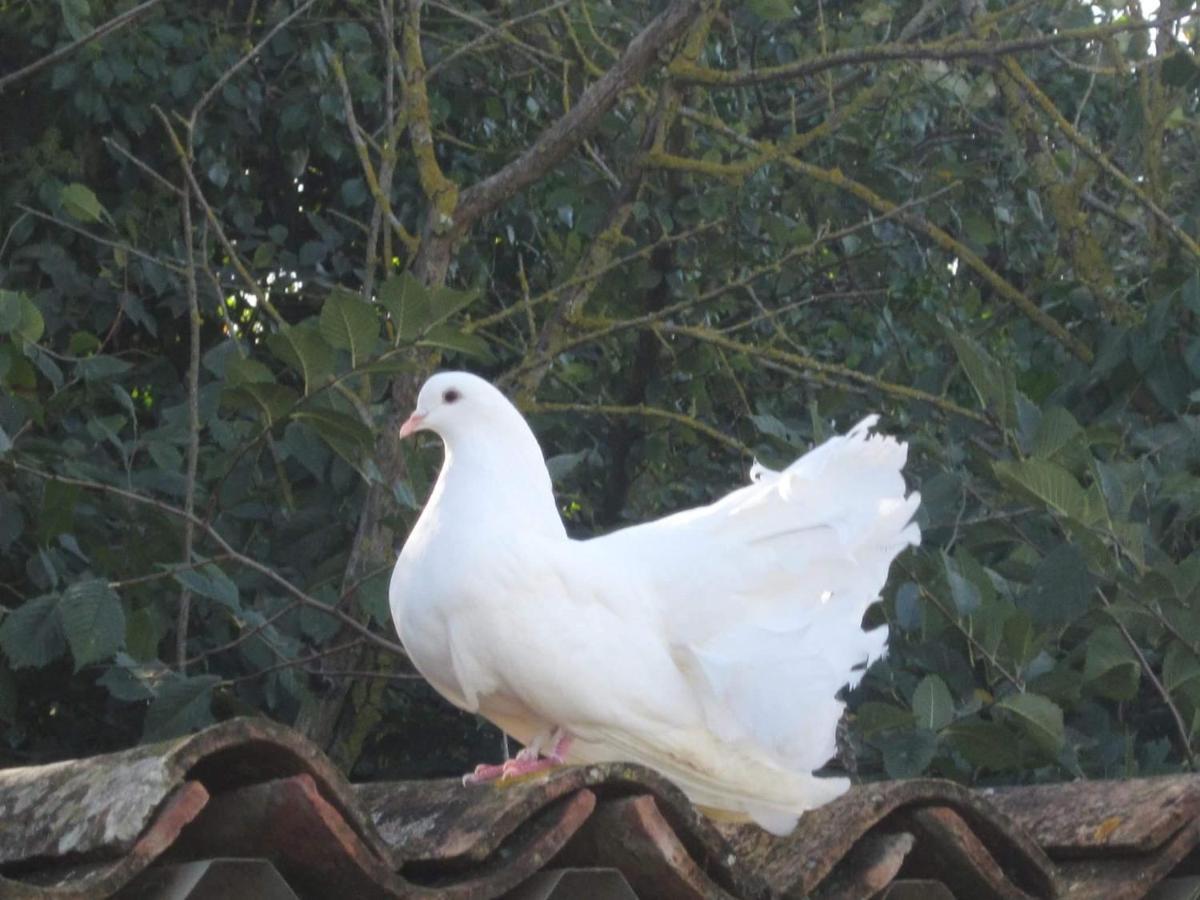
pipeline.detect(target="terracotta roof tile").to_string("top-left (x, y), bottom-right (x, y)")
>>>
top-left (1, 718), bottom-right (1199, 899)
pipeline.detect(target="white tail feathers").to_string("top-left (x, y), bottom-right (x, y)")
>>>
top-left (605, 415), bottom-right (919, 825)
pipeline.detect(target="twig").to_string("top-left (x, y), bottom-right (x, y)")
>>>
top-left (184, 600), bottom-right (300, 667)
top-left (425, 0), bottom-right (568, 72)
top-left (452, 0), bottom-right (702, 232)
top-left (427, 0), bottom-right (573, 79)
top-left (15, 204), bottom-right (185, 273)
top-left (1004, 59), bottom-right (1200, 261)
top-left (0, 0), bottom-right (167, 94)
top-left (8, 462), bottom-right (408, 658)
top-left (300, 669), bottom-right (423, 681)
top-left (330, 54), bottom-right (418, 255)
top-left (524, 401), bottom-right (752, 454)
top-left (918, 585), bottom-right (1025, 691)
top-left (467, 221), bottom-right (720, 333)
top-left (106, 555), bottom-right (235, 590)
top-left (176, 176), bottom-right (202, 672)
top-left (1098, 588), bottom-right (1196, 770)
top-left (152, 106), bottom-right (281, 322)
top-left (101, 137), bottom-right (184, 197)
top-left (229, 638), bottom-right (368, 684)
top-left (671, 13), bottom-right (1194, 87)
top-left (657, 323), bottom-right (993, 425)
top-left (188, 0), bottom-right (319, 132)
top-left (506, 184), bottom-right (958, 382)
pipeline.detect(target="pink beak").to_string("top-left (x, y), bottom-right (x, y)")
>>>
top-left (399, 412), bottom-right (425, 438)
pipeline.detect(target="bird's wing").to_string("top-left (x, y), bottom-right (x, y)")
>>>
top-left (579, 416), bottom-right (920, 772)
top-left (438, 531), bottom-right (846, 833)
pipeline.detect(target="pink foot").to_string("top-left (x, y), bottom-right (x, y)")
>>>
top-left (462, 730), bottom-right (573, 785)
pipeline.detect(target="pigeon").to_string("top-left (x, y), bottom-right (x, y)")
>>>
top-left (389, 371), bottom-right (920, 834)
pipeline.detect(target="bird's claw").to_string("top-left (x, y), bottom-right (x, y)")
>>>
top-left (462, 731), bottom-right (574, 786)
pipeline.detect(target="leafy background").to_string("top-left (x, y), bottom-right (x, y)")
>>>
top-left (1, 0), bottom-right (1199, 789)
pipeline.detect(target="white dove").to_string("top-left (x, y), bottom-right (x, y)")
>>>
top-left (389, 371), bottom-right (920, 834)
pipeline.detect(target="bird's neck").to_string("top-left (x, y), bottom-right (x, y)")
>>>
top-left (436, 435), bottom-right (565, 537)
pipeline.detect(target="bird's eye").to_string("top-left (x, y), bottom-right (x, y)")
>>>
top-left (443, 388), bottom-right (461, 404)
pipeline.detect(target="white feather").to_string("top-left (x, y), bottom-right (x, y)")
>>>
top-left (390, 373), bottom-right (920, 835)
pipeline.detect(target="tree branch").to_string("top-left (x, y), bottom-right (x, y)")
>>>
top-left (655, 323), bottom-right (994, 425)
top-left (176, 176), bottom-right (202, 672)
top-left (671, 14), bottom-right (1193, 88)
top-left (0, 0), bottom-right (167, 94)
top-left (7, 462), bottom-right (408, 658)
top-left (647, 132), bottom-right (1094, 362)
top-left (1003, 58), bottom-right (1200, 261)
top-left (523, 401), bottom-right (753, 455)
top-left (452, 0), bottom-right (702, 232)
top-left (403, 0), bottom-right (460, 225)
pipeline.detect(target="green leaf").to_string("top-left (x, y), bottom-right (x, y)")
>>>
top-left (59, 579), bottom-right (125, 669)
top-left (290, 408), bottom-right (374, 465)
top-left (1002, 610), bottom-right (1039, 669)
top-left (124, 606), bottom-right (163, 662)
top-left (943, 552), bottom-right (982, 617)
top-left (0, 291), bottom-right (23, 333)
top-left (431, 285), bottom-right (481, 325)
top-left (266, 323), bottom-right (335, 394)
top-left (546, 449), bottom-right (590, 483)
top-left (0, 595), bottom-right (66, 669)
top-left (1083, 625), bottom-right (1141, 700)
top-left (0, 424), bottom-right (11, 457)
top-left (0, 293), bottom-right (46, 343)
top-left (947, 330), bottom-right (1016, 428)
top-left (748, 0), bottom-right (793, 21)
top-left (912, 673), bottom-right (955, 731)
top-left (856, 701), bottom-right (916, 736)
top-left (893, 582), bottom-right (922, 631)
top-left (225, 356), bottom-right (275, 385)
top-left (1021, 544), bottom-right (1092, 626)
top-left (945, 718), bottom-right (1022, 771)
top-left (0, 491), bottom-right (24, 551)
top-left (418, 323), bottom-right (493, 361)
top-left (357, 355), bottom-right (416, 376)
top-left (173, 563), bottom-right (239, 611)
top-left (143, 674), bottom-right (220, 740)
top-left (320, 288), bottom-right (378, 365)
top-left (993, 458), bottom-right (1093, 524)
top-left (1032, 405), bottom-right (1084, 461)
top-left (353, 570), bottom-right (393, 626)
top-left (379, 272), bottom-right (432, 341)
top-left (61, 182), bottom-right (106, 224)
top-left (97, 664), bottom-right (155, 702)
top-left (1164, 641), bottom-right (1200, 696)
top-left (58, 0), bottom-right (91, 40)
top-left (995, 692), bottom-right (1064, 756)
top-left (221, 382), bottom-right (299, 426)
top-left (882, 728), bottom-right (938, 777)
top-left (77, 355), bottom-right (132, 381)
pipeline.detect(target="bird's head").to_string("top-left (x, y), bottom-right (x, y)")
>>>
top-left (399, 371), bottom-right (515, 444)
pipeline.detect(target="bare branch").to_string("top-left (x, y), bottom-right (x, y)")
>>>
top-left (524, 401), bottom-right (753, 455)
top-left (426, 0), bottom-right (573, 80)
top-left (655, 323), bottom-right (994, 425)
top-left (15, 204), bottom-right (185, 274)
top-left (672, 13), bottom-right (1194, 88)
top-left (1098, 588), bottom-right (1196, 770)
top-left (0, 0), bottom-right (167, 94)
top-left (188, 0), bottom-right (319, 132)
top-left (176, 176), bottom-right (202, 672)
top-left (452, 0), bottom-right (702, 231)
top-left (8, 462), bottom-right (409, 658)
